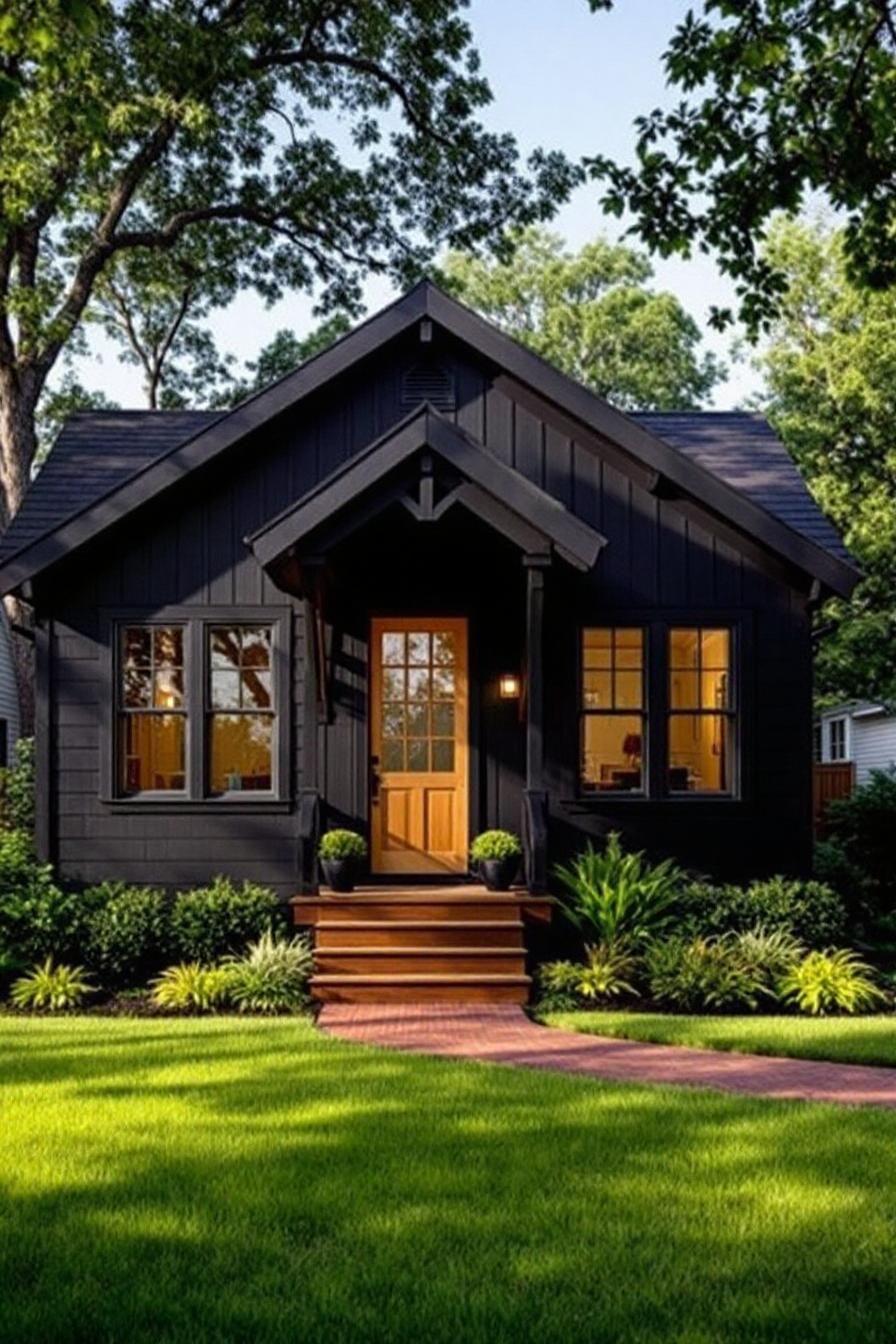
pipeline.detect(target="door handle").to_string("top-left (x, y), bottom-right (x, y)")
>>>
top-left (370, 756), bottom-right (381, 804)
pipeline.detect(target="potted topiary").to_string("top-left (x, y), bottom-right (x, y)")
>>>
top-left (470, 830), bottom-right (522, 891)
top-left (318, 829), bottom-right (367, 892)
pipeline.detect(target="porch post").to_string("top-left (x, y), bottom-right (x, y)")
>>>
top-left (522, 553), bottom-right (550, 893)
top-left (298, 560), bottom-right (323, 894)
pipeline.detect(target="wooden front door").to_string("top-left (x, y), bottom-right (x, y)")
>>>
top-left (370, 617), bottom-right (469, 875)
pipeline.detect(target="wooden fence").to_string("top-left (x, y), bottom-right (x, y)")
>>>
top-left (812, 762), bottom-right (855, 836)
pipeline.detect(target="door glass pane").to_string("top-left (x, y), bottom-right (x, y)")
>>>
top-left (377, 625), bottom-right (460, 777)
top-left (407, 740), bottom-right (428, 771)
top-left (407, 632), bottom-right (430, 665)
top-left (432, 740), bottom-right (454, 772)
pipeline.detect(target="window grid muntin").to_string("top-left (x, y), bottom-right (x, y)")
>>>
top-left (117, 623), bottom-right (188, 795)
top-left (581, 627), bottom-right (647, 794)
top-left (207, 624), bottom-right (276, 795)
top-left (667, 626), bottom-right (735, 795)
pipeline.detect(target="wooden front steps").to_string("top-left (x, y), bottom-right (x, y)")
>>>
top-left (292, 885), bottom-right (551, 1004)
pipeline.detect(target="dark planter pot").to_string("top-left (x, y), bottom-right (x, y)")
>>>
top-left (479, 856), bottom-right (518, 891)
top-left (321, 857), bottom-right (358, 893)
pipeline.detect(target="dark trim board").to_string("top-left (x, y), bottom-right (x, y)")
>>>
top-left (248, 406), bottom-right (606, 573)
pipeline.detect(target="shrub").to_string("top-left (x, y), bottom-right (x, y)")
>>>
top-left (733, 926), bottom-right (804, 981)
top-left (223, 928), bottom-right (313, 1013)
top-left (150, 963), bottom-right (230, 1012)
top-left (83, 883), bottom-right (171, 988)
top-left (538, 943), bottom-right (639, 1010)
top-left (10, 958), bottom-right (93, 1011)
top-left (823, 768), bottom-right (896, 919)
top-left (470, 830), bottom-right (522, 863)
top-left (171, 877), bottom-right (279, 963)
top-left (778, 949), bottom-right (885, 1016)
top-left (318, 829), bottom-right (367, 861)
top-left (676, 876), bottom-right (846, 948)
top-left (0, 737), bottom-right (35, 835)
top-left (554, 833), bottom-right (683, 950)
top-left (0, 830), bottom-right (84, 971)
top-left (645, 935), bottom-right (774, 1013)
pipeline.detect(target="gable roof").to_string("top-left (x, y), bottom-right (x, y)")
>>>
top-left (248, 405), bottom-right (605, 572)
top-left (0, 280), bottom-right (858, 597)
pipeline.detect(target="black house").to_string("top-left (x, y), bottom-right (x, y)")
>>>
top-left (0, 282), bottom-right (857, 944)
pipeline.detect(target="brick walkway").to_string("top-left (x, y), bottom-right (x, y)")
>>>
top-left (318, 1004), bottom-right (896, 1108)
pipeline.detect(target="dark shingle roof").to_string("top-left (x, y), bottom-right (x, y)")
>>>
top-left (632, 411), bottom-right (852, 566)
top-left (0, 410), bottom-right (220, 564)
top-left (0, 406), bottom-right (851, 573)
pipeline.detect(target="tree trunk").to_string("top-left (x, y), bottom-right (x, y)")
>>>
top-left (0, 367), bottom-right (43, 733)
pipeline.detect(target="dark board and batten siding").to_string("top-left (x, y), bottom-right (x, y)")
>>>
top-left (39, 329), bottom-right (814, 893)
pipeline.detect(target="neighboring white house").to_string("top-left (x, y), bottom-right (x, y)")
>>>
top-left (815, 701), bottom-right (896, 784)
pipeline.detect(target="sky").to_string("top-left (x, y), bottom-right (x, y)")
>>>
top-left (71, 0), bottom-right (761, 408)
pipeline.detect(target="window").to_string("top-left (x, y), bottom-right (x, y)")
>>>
top-left (208, 626), bottom-right (274, 794)
top-left (668, 628), bottom-right (733, 793)
top-left (581, 627), bottom-right (645, 793)
top-left (119, 625), bottom-right (187, 794)
top-left (114, 614), bottom-right (283, 800)
top-left (813, 722), bottom-right (823, 764)
top-left (829, 717), bottom-right (847, 762)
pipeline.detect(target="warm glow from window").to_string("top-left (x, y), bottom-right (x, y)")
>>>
top-left (581, 628), bottom-right (645, 792)
top-left (119, 626), bottom-right (186, 793)
top-left (668, 627), bottom-right (732, 792)
top-left (208, 625), bottom-right (275, 793)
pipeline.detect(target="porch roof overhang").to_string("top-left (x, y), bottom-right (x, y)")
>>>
top-left (246, 405), bottom-right (606, 574)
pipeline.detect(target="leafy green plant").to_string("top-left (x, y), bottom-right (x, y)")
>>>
top-left (318, 829), bottom-right (367, 861)
top-left (470, 830), bottom-right (522, 863)
top-left (83, 883), bottom-right (171, 988)
top-left (538, 943), bottom-right (639, 1010)
top-left (676, 876), bottom-right (846, 948)
top-left (554, 833), bottom-right (683, 950)
top-left (823, 769), bottom-right (896, 921)
top-left (171, 878), bottom-right (279, 963)
top-left (778, 949), bottom-right (885, 1017)
top-left (0, 737), bottom-right (35, 835)
top-left (223, 928), bottom-right (313, 1014)
top-left (150, 963), bottom-right (230, 1013)
top-left (0, 830), bottom-right (87, 972)
top-left (732, 926), bottom-right (804, 982)
top-left (10, 958), bottom-right (93, 1011)
top-left (645, 936), bottom-right (771, 1013)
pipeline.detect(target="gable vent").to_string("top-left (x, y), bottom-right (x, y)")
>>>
top-left (400, 361), bottom-right (456, 412)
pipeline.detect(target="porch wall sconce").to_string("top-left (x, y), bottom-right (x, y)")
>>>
top-left (499, 673), bottom-right (521, 700)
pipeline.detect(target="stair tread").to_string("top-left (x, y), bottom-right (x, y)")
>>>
top-left (319, 946), bottom-right (523, 955)
top-left (316, 919), bottom-right (524, 929)
top-left (312, 973), bottom-right (531, 984)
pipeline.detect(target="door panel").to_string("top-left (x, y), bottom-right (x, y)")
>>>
top-left (371, 617), bottom-right (468, 874)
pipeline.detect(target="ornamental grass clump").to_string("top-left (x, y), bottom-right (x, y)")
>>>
top-left (223, 928), bottom-right (313, 1014)
top-left (10, 958), bottom-right (93, 1011)
top-left (778, 949), bottom-right (884, 1016)
top-left (150, 963), bottom-right (230, 1013)
top-left (538, 942), bottom-right (639, 1011)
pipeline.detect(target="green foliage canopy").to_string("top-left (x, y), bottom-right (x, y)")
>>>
top-left (443, 228), bottom-right (723, 408)
top-left (588, 1), bottom-right (896, 332)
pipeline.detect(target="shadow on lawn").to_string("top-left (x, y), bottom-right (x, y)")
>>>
top-left (1, 1020), bottom-right (895, 1344)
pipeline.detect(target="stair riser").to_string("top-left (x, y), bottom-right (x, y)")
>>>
top-left (317, 924), bottom-right (524, 949)
top-left (314, 983), bottom-right (529, 1004)
top-left (316, 952), bottom-right (525, 976)
top-left (305, 901), bottom-right (524, 922)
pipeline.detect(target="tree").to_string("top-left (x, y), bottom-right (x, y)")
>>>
top-left (442, 228), bottom-right (723, 408)
top-left (217, 313), bottom-right (353, 406)
top-left (0, 0), bottom-right (577, 531)
top-left (588, 1), bottom-right (896, 332)
top-left (756, 219), bottom-right (896, 703)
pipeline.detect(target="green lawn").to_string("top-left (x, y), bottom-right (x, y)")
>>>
top-left (2, 1018), bottom-right (896, 1343)
top-left (544, 1010), bottom-right (896, 1067)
